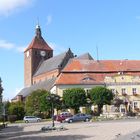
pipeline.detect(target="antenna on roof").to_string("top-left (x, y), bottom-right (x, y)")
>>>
top-left (96, 44), bottom-right (99, 61)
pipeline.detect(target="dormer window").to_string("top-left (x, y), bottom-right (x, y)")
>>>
top-left (82, 77), bottom-right (94, 81)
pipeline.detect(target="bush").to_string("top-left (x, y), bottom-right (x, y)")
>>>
top-left (8, 115), bottom-right (17, 123)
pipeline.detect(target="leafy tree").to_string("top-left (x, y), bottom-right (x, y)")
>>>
top-left (25, 89), bottom-right (48, 115)
top-left (25, 89), bottom-right (61, 118)
top-left (0, 78), bottom-right (3, 115)
top-left (8, 101), bottom-right (25, 120)
top-left (63, 88), bottom-right (87, 113)
top-left (89, 86), bottom-right (114, 115)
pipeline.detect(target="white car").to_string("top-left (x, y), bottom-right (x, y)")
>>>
top-left (23, 116), bottom-right (42, 123)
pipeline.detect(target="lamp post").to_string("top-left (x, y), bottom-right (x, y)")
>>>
top-left (3, 102), bottom-right (5, 127)
top-left (46, 94), bottom-right (60, 127)
top-left (86, 98), bottom-right (92, 114)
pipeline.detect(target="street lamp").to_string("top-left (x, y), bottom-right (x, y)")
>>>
top-left (3, 102), bottom-right (5, 126)
top-left (86, 98), bottom-right (92, 114)
top-left (46, 94), bottom-right (60, 127)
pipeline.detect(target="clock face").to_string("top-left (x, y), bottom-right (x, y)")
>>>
top-left (40, 51), bottom-right (46, 57)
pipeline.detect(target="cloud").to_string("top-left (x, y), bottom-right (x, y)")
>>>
top-left (46, 15), bottom-right (52, 25)
top-left (0, 39), bottom-right (26, 52)
top-left (0, 0), bottom-right (34, 16)
top-left (0, 40), bottom-right (15, 49)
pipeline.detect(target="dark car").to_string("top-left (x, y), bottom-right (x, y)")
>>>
top-left (65, 113), bottom-right (92, 123)
top-left (56, 112), bottom-right (72, 123)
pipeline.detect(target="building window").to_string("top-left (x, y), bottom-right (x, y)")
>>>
top-left (133, 101), bottom-right (138, 109)
top-left (132, 88), bottom-right (137, 94)
top-left (121, 88), bottom-right (126, 94)
top-left (35, 51), bottom-right (38, 55)
top-left (121, 88), bottom-right (127, 96)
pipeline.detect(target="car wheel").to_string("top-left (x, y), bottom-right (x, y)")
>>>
top-left (85, 118), bottom-right (89, 122)
top-left (37, 119), bottom-right (40, 122)
top-left (25, 120), bottom-right (29, 123)
top-left (69, 119), bottom-right (73, 123)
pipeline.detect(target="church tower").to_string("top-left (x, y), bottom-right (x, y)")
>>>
top-left (24, 25), bottom-right (53, 87)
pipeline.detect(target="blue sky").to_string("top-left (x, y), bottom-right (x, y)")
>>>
top-left (1, 0), bottom-right (140, 100)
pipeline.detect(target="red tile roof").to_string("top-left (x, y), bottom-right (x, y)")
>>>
top-left (63, 59), bottom-right (140, 72)
top-left (24, 36), bottom-right (53, 52)
top-left (55, 59), bottom-right (140, 85)
top-left (56, 73), bottom-right (105, 85)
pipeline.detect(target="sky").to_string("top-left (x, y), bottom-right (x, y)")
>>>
top-left (1, 0), bottom-right (140, 100)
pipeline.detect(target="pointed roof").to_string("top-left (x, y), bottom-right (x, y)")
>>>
top-left (24, 25), bottom-right (53, 52)
top-left (77, 53), bottom-right (94, 60)
top-left (34, 49), bottom-right (74, 76)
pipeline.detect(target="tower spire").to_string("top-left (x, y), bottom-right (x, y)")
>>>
top-left (35, 23), bottom-right (42, 38)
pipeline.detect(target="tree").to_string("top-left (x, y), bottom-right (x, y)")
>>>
top-left (40, 92), bottom-right (61, 118)
top-left (89, 86), bottom-right (114, 115)
top-left (8, 101), bottom-right (25, 120)
top-left (25, 89), bottom-right (48, 115)
top-left (25, 89), bottom-right (61, 118)
top-left (0, 78), bottom-right (3, 115)
top-left (63, 88), bottom-right (87, 113)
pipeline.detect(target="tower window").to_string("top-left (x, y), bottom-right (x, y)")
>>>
top-left (35, 51), bottom-right (38, 55)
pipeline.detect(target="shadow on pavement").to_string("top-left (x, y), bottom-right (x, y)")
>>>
top-left (1, 134), bottom-right (93, 140)
top-left (0, 125), bottom-right (93, 140)
top-left (0, 126), bottom-right (41, 140)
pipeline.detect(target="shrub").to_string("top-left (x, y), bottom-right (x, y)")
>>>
top-left (8, 115), bottom-right (17, 123)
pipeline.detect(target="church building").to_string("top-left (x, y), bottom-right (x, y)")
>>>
top-left (12, 25), bottom-right (140, 114)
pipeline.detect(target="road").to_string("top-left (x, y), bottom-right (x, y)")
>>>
top-left (1, 119), bottom-right (140, 140)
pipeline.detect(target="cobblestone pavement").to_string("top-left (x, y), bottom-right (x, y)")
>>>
top-left (1, 119), bottom-right (140, 140)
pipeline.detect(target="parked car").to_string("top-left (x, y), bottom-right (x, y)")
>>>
top-left (23, 116), bottom-right (42, 123)
top-left (65, 113), bottom-right (92, 123)
top-left (56, 112), bottom-right (72, 123)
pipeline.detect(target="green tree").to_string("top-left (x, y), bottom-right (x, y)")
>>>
top-left (39, 92), bottom-right (61, 118)
top-left (63, 88), bottom-right (87, 113)
top-left (8, 101), bottom-right (25, 120)
top-left (25, 89), bottom-right (48, 115)
top-left (89, 86), bottom-right (114, 115)
top-left (25, 89), bottom-right (61, 118)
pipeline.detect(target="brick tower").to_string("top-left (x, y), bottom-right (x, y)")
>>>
top-left (24, 25), bottom-right (53, 87)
